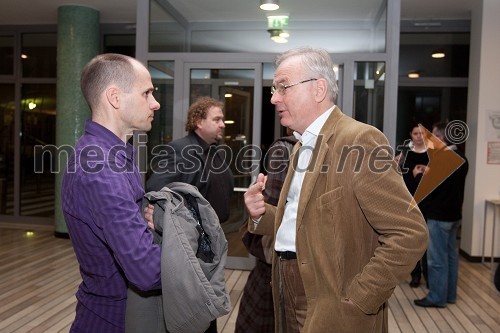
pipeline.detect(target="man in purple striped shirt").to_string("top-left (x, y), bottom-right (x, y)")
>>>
top-left (62, 54), bottom-right (161, 332)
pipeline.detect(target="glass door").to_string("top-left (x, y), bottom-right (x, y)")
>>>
top-left (185, 63), bottom-right (263, 270)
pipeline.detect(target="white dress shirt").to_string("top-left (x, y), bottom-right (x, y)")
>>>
top-left (274, 106), bottom-right (335, 252)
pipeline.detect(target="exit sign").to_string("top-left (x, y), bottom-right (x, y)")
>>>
top-left (267, 15), bottom-right (289, 29)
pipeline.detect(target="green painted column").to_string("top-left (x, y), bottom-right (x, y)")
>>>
top-left (54, 5), bottom-right (99, 236)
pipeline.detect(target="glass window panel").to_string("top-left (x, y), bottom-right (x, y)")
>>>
top-left (22, 33), bottom-right (57, 78)
top-left (375, 7), bottom-right (387, 52)
top-left (354, 62), bottom-right (385, 130)
top-left (104, 34), bottom-right (136, 57)
top-left (260, 88), bottom-right (275, 160)
top-left (146, 61), bottom-right (175, 176)
top-left (396, 87), bottom-right (468, 147)
top-left (400, 33), bottom-right (470, 78)
top-left (188, 68), bottom-right (256, 264)
top-left (0, 84), bottom-right (14, 215)
top-left (21, 84), bottom-right (56, 217)
top-left (149, 0), bottom-right (185, 52)
top-left (0, 36), bottom-right (14, 75)
top-left (263, 63), bottom-right (275, 81)
top-left (220, 84), bottom-right (254, 260)
top-left (261, 63), bottom-right (276, 150)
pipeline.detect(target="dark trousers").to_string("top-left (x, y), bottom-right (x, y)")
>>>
top-left (411, 251), bottom-right (428, 284)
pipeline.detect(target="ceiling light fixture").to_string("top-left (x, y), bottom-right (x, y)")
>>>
top-left (412, 21), bottom-right (441, 27)
top-left (260, 0), bottom-right (279, 11)
top-left (408, 71), bottom-right (420, 79)
top-left (279, 30), bottom-right (289, 38)
top-left (268, 29), bottom-right (288, 43)
top-left (432, 50), bottom-right (445, 59)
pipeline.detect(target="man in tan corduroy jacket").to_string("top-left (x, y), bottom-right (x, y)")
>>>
top-left (244, 47), bottom-right (428, 333)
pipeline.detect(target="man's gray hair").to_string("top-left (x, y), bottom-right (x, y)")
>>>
top-left (275, 47), bottom-right (339, 102)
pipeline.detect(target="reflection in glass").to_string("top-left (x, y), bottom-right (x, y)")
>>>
top-left (149, 0), bottom-right (185, 52)
top-left (354, 62), bottom-right (385, 131)
top-left (0, 84), bottom-right (14, 215)
top-left (399, 33), bottom-right (470, 78)
top-left (221, 84), bottom-right (255, 260)
top-left (147, 61), bottom-right (175, 177)
top-left (190, 68), bottom-right (256, 264)
top-left (0, 36), bottom-right (14, 75)
top-left (21, 84), bottom-right (56, 217)
top-left (396, 87), bottom-right (468, 147)
top-left (22, 33), bottom-right (57, 78)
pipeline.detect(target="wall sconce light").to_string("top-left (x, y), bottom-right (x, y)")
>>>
top-left (268, 29), bottom-right (288, 43)
top-left (260, 0), bottom-right (279, 11)
top-left (408, 71), bottom-right (420, 79)
top-left (432, 50), bottom-right (445, 58)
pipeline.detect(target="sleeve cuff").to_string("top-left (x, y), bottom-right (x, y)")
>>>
top-left (250, 216), bottom-right (262, 225)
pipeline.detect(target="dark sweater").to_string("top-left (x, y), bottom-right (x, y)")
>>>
top-left (399, 149), bottom-right (430, 196)
top-left (146, 132), bottom-right (234, 223)
top-left (418, 145), bottom-right (468, 222)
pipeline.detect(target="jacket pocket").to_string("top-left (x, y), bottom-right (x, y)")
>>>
top-left (339, 297), bottom-right (378, 333)
top-left (340, 297), bottom-right (366, 317)
top-left (318, 186), bottom-right (343, 213)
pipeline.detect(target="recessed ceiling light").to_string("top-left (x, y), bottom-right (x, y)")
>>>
top-left (408, 72), bottom-right (420, 79)
top-left (432, 51), bottom-right (445, 59)
top-left (260, 0), bottom-right (279, 11)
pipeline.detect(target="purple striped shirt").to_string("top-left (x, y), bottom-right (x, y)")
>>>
top-left (62, 120), bottom-right (161, 332)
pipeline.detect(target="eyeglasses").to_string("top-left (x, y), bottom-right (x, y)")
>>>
top-left (271, 78), bottom-right (317, 95)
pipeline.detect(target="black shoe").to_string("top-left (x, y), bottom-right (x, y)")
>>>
top-left (414, 298), bottom-right (446, 308)
top-left (409, 280), bottom-right (420, 288)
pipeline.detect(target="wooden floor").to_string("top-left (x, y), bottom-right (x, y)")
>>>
top-left (1, 226), bottom-right (500, 333)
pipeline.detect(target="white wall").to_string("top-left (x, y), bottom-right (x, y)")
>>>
top-left (462, 0), bottom-right (500, 258)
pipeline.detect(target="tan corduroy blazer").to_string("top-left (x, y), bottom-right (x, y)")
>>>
top-left (254, 107), bottom-right (428, 333)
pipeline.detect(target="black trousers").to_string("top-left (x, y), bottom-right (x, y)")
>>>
top-left (411, 251), bottom-right (428, 283)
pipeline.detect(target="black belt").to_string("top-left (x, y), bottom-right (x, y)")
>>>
top-left (276, 251), bottom-right (297, 260)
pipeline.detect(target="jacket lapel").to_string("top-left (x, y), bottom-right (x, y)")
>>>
top-left (296, 107), bottom-right (343, 229)
top-left (275, 141), bottom-right (301, 229)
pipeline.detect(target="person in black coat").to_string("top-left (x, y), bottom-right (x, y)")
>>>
top-left (396, 123), bottom-right (430, 288)
top-left (147, 96), bottom-right (234, 224)
top-left (146, 96), bottom-right (234, 333)
top-left (414, 121), bottom-right (469, 308)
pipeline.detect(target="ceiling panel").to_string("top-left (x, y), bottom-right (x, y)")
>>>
top-left (0, 0), bottom-right (473, 25)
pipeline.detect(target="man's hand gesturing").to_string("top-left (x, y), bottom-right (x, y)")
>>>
top-left (244, 173), bottom-right (267, 219)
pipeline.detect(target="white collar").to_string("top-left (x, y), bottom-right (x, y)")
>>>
top-left (293, 106), bottom-right (335, 145)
